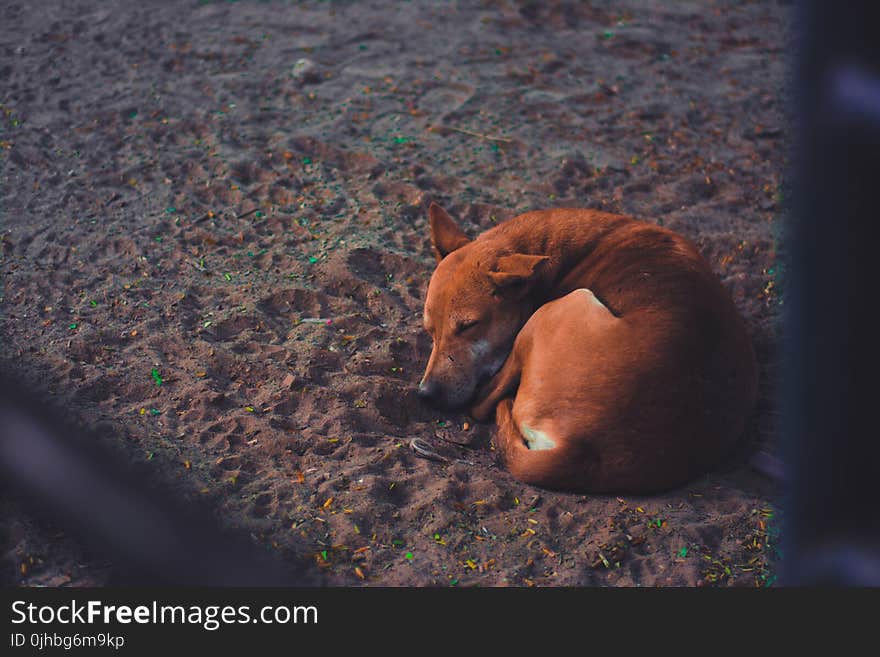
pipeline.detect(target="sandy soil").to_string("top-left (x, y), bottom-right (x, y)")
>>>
top-left (1, 0), bottom-right (787, 587)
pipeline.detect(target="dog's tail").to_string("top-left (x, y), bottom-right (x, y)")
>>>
top-left (494, 399), bottom-right (588, 491)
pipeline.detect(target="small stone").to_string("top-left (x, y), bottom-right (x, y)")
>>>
top-left (292, 58), bottom-right (320, 84)
top-left (281, 373), bottom-right (296, 390)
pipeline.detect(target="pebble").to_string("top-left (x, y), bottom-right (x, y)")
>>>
top-left (292, 58), bottom-right (320, 83)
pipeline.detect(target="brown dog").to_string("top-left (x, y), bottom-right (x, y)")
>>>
top-left (419, 203), bottom-right (757, 493)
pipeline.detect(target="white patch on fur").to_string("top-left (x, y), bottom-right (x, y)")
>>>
top-left (520, 423), bottom-right (557, 451)
top-left (577, 288), bottom-right (609, 311)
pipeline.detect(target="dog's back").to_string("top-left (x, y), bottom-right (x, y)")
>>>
top-left (500, 217), bottom-right (756, 491)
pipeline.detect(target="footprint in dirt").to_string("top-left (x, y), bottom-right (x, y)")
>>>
top-left (258, 287), bottom-right (330, 317)
top-left (210, 453), bottom-right (255, 487)
top-left (248, 492), bottom-right (275, 519)
top-left (286, 135), bottom-right (380, 176)
top-left (210, 315), bottom-right (262, 342)
top-left (198, 415), bottom-right (258, 454)
top-left (229, 159), bottom-right (277, 186)
top-left (73, 373), bottom-right (118, 404)
top-left (346, 248), bottom-right (427, 305)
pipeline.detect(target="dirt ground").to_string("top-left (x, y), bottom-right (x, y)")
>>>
top-left (0, 0), bottom-right (788, 587)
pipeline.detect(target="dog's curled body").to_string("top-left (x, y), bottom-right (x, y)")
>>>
top-left (421, 205), bottom-right (757, 493)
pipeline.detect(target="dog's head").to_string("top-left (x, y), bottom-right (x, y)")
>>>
top-left (419, 203), bottom-right (549, 409)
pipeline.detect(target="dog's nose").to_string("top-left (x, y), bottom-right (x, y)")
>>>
top-left (418, 379), bottom-right (439, 404)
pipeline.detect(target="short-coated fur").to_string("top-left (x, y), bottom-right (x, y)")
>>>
top-left (420, 203), bottom-right (757, 493)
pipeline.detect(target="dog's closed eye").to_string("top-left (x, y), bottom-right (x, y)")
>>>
top-left (455, 319), bottom-right (480, 334)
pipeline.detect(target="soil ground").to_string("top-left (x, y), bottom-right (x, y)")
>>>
top-left (0, 0), bottom-right (788, 587)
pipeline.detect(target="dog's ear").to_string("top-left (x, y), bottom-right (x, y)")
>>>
top-left (429, 203), bottom-right (470, 261)
top-left (488, 254), bottom-right (550, 293)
